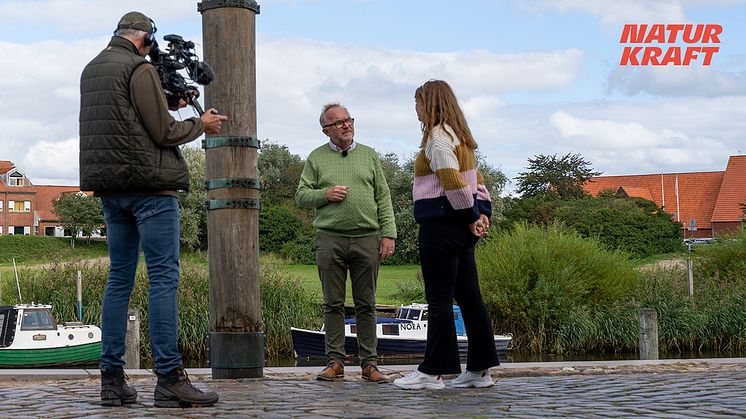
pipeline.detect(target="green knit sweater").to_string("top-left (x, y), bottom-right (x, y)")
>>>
top-left (296, 143), bottom-right (397, 238)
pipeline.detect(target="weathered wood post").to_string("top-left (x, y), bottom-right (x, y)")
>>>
top-left (124, 309), bottom-right (140, 368)
top-left (639, 308), bottom-right (659, 360)
top-left (687, 259), bottom-right (694, 297)
top-left (198, 0), bottom-right (264, 379)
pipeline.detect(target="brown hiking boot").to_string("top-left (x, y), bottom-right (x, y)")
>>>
top-left (361, 363), bottom-right (389, 383)
top-left (316, 360), bottom-right (344, 381)
top-left (154, 366), bottom-right (219, 408)
top-left (101, 367), bottom-right (138, 406)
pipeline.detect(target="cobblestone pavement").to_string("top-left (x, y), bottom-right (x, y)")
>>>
top-left (1, 362), bottom-right (746, 418)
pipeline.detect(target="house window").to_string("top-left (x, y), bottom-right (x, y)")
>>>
top-left (7, 201), bottom-right (30, 212)
top-left (0, 200), bottom-right (3, 212)
top-left (8, 226), bottom-right (13, 235)
top-left (8, 173), bottom-right (23, 187)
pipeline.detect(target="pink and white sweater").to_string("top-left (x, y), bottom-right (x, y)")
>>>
top-left (412, 124), bottom-right (491, 224)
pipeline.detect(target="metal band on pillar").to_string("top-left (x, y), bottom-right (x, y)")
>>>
top-left (198, 0), bottom-right (260, 13)
top-left (206, 178), bottom-right (262, 190)
top-left (206, 198), bottom-right (261, 210)
top-left (202, 136), bottom-right (260, 150)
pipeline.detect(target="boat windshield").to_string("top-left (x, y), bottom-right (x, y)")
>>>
top-left (20, 309), bottom-right (57, 331)
top-left (398, 308), bottom-right (409, 319)
top-left (406, 309), bottom-right (421, 320)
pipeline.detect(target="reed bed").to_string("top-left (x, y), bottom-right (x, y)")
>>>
top-left (1, 257), bottom-right (320, 364)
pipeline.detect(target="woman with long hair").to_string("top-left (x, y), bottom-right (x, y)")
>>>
top-left (394, 80), bottom-right (499, 390)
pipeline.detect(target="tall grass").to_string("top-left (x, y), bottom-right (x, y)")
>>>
top-left (477, 222), bottom-right (640, 352)
top-left (475, 223), bottom-right (746, 355)
top-left (0, 256), bottom-right (320, 363)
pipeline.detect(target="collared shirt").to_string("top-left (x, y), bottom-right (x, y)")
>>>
top-left (328, 140), bottom-right (357, 155)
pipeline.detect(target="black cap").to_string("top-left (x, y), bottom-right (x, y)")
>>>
top-left (116, 11), bottom-right (154, 33)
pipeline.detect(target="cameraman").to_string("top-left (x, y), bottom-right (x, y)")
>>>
top-left (79, 11), bottom-right (226, 408)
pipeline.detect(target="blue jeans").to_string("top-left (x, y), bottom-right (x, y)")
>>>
top-left (100, 195), bottom-right (182, 375)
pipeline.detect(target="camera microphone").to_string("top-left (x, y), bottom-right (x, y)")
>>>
top-left (189, 61), bottom-right (214, 85)
top-left (342, 150), bottom-right (348, 157)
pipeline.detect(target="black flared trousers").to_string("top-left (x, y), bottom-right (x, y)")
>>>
top-left (417, 218), bottom-right (499, 375)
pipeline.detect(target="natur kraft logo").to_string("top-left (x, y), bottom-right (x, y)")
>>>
top-left (619, 24), bottom-right (722, 66)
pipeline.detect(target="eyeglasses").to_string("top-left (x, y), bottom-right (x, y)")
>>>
top-left (323, 118), bottom-right (355, 129)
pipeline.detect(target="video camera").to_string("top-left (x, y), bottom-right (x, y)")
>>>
top-left (147, 34), bottom-right (214, 116)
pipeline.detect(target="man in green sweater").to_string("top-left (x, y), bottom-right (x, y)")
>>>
top-left (296, 103), bottom-right (397, 384)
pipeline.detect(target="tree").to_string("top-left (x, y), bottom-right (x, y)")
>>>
top-left (51, 192), bottom-right (104, 246)
top-left (179, 146), bottom-right (208, 250)
top-left (515, 153), bottom-right (601, 200)
top-left (258, 141), bottom-right (305, 206)
top-left (476, 151), bottom-right (508, 218)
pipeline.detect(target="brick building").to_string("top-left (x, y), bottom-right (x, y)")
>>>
top-left (0, 160), bottom-right (81, 236)
top-left (583, 155), bottom-right (746, 238)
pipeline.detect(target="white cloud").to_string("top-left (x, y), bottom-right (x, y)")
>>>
top-left (548, 107), bottom-right (734, 176)
top-left (22, 137), bottom-right (79, 181)
top-left (256, 37), bottom-right (584, 157)
top-left (607, 66), bottom-right (746, 97)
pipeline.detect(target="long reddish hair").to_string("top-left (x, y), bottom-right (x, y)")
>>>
top-left (415, 80), bottom-right (477, 149)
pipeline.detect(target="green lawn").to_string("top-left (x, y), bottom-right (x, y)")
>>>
top-left (276, 264), bottom-right (422, 305)
top-left (0, 236), bottom-right (108, 270)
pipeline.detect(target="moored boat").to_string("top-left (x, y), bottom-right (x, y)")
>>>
top-left (291, 303), bottom-right (512, 358)
top-left (0, 303), bottom-right (101, 367)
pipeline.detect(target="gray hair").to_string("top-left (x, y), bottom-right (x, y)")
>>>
top-left (319, 103), bottom-right (347, 127)
top-left (115, 28), bottom-right (147, 39)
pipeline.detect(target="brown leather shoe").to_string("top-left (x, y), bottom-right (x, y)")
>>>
top-left (316, 360), bottom-right (344, 381)
top-left (154, 367), bottom-right (219, 408)
top-left (361, 363), bottom-right (389, 383)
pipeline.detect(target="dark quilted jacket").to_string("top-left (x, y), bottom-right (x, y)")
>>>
top-left (79, 36), bottom-right (189, 193)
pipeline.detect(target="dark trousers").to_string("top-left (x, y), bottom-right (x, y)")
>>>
top-left (417, 218), bottom-right (499, 375)
top-left (315, 232), bottom-right (380, 367)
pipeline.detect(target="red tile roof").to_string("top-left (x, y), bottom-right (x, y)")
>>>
top-left (0, 160), bottom-right (13, 175)
top-left (584, 171), bottom-right (726, 229)
top-left (32, 185), bottom-right (81, 221)
top-left (616, 186), bottom-right (654, 201)
top-left (712, 155), bottom-right (746, 222)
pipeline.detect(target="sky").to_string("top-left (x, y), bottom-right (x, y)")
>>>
top-left (1, 0), bottom-right (745, 194)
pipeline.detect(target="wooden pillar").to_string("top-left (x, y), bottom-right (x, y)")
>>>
top-left (124, 309), bottom-right (140, 369)
top-left (198, 0), bottom-right (264, 379)
top-left (639, 308), bottom-right (659, 360)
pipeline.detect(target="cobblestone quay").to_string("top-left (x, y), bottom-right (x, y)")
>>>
top-left (1, 360), bottom-right (746, 417)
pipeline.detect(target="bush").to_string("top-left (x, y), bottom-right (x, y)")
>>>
top-left (279, 225), bottom-right (316, 264)
top-left (693, 228), bottom-right (746, 281)
top-left (476, 222), bottom-right (640, 352)
top-left (259, 203), bottom-right (303, 253)
top-left (555, 197), bottom-right (683, 258)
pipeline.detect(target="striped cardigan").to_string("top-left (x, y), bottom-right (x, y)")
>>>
top-left (412, 124), bottom-right (492, 224)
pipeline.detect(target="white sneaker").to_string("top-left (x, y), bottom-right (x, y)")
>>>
top-left (447, 369), bottom-right (494, 388)
top-left (393, 370), bottom-right (445, 390)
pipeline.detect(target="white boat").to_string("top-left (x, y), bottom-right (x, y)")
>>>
top-left (291, 303), bottom-right (512, 358)
top-left (0, 303), bottom-right (101, 367)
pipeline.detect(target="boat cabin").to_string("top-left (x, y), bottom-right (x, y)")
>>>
top-left (0, 305), bottom-right (60, 348)
top-left (0, 306), bottom-right (19, 348)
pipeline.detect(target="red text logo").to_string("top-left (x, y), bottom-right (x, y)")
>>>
top-left (619, 24), bottom-right (721, 66)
